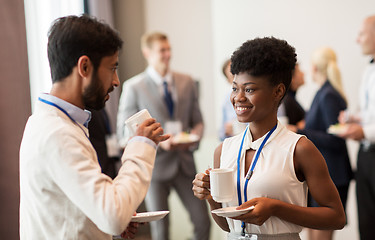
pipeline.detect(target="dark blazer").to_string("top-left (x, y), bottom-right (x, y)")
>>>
top-left (88, 109), bottom-right (118, 179)
top-left (117, 71), bottom-right (203, 181)
top-left (298, 81), bottom-right (353, 186)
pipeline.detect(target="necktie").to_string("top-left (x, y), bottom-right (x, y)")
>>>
top-left (163, 81), bottom-right (174, 118)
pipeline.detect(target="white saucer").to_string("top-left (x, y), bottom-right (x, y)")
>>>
top-left (211, 206), bottom-right (255, 218)
top-left (131, 211), bottom-right (169, 223)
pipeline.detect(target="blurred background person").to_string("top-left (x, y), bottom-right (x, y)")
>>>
top-left (117, 32), bottom-right (210, 240)
top-left (292, 47), bottom-right (353, 240)
top-left (277, 63), bottom-right (305, 128)
top-left (338, 15), bottom-right (375, 240)
top-left (219, 59), bottom-right (247, 141)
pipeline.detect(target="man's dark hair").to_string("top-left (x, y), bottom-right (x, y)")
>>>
top-left (47, 15), bottom-right (123, 83)
top-left (230, 37), bottom-right (296, 91)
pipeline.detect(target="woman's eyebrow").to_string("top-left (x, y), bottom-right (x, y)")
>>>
top-left (232, 81), bottom-right (255, 86)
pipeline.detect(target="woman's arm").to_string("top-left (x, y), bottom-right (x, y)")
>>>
top-left (192, 143), bottom-right (230, 232)
top-left (234, 137), bottom-right (345, 230)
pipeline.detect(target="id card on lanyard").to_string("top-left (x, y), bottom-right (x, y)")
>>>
top-left (236, 123), bottom-right (277, 236)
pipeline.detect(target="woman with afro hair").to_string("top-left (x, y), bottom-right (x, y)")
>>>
top-left (192, 37), bottom-right (345, 240)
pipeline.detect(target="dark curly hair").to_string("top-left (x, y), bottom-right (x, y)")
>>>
top-left (47, 15), bottom-right (123, 83)
top-left (230, 37), bottom-right (296, 92)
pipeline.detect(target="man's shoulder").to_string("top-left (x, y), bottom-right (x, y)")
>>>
top-left (172, 71), bottom-right (196, 90)
top-left (319, 83), bottom-right (343, 101)
top-left (24, 108), bottom-right (84, 149)
top-left (172, 71), bottom-right (193, 81)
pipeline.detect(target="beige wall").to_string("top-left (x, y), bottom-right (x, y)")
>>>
top-left (113, 0), bottom-right (147, 82)
top-left (0, 0), bottom-right (31, 238)
top-left (113, 0), bottom-right (216, 138)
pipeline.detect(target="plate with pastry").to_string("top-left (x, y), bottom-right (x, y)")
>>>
top-left (327, 123), bottom-right (348, 135)
top-left (131, 211), bottom-right (169, 223)
top-left (172, 132), bottom-right (200, 144)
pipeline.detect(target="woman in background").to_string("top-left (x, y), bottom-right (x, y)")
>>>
top-left (293, 47), bottom-right (353, 240)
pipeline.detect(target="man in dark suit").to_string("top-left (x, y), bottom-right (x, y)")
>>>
top-left (117, 32), bottom-right (210, 240)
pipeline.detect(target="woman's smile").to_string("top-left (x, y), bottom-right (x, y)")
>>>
top-left (234, 105), bottom-right (252, 115)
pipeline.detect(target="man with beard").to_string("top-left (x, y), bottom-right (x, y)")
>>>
top-left (19, 15), bottom-right (169, 240)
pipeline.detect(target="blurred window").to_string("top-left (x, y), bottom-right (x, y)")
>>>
top-left (24, 0), bottom-right (84, 111)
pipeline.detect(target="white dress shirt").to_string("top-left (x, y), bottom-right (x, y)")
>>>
top-left (360, 62), bottom-right (375, 143)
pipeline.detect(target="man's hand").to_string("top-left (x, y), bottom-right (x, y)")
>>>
top-left (136, 118), bottom-right (170, 144)
top-left (339, 123), bottom-right (365, 141)
top-left (158, 137), bottom-right (172, 151)
top-left (338, 110), bottom-right (361, 124)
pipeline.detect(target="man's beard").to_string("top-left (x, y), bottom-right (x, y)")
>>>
top-left (83, 73), bottom-right (111, 110)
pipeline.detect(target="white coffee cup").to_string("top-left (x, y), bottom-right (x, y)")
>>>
top-left (125, 109), bottom-right (152, 135)
top-left (210, 168), bottom-right (234, 203)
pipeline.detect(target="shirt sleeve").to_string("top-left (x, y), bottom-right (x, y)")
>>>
top-left (128, 136), bottom-right (157, 149)
top-left (46, 126), bottom-right (156, 235)
top-left (363, 124), bottom-right (375, 143)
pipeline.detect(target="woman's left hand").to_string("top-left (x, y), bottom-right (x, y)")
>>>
top-left (232, 197), bottom-right (276, 226)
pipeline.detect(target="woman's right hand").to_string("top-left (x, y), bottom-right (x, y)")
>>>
top-left (192, 169), bottom-right (212, 200)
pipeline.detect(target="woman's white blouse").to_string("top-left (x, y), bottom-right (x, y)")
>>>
top-left (220, 122), bottom-right (307, 235)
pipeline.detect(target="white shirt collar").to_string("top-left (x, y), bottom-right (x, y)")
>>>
top-left (243, 121), bottom-right (282, 150)
top-left (39, 93), bottom-right (91, 127)
top-left (146, 66), bottom-right (172, 86)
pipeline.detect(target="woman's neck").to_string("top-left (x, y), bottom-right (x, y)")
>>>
top-left (314, 72), bottom-right (327, 86)
top-left (249, 116), bottom-right (278, 141)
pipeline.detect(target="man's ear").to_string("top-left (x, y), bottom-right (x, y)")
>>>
top-left (77, 55), bottom-right (93, 78)
top-left (141, 47), bottom-right (149, 59)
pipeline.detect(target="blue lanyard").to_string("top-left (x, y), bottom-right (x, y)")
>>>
top-left (236, 123), bottom-right (277, 235)
top-left (38, 97), bottom-right (89, 139)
